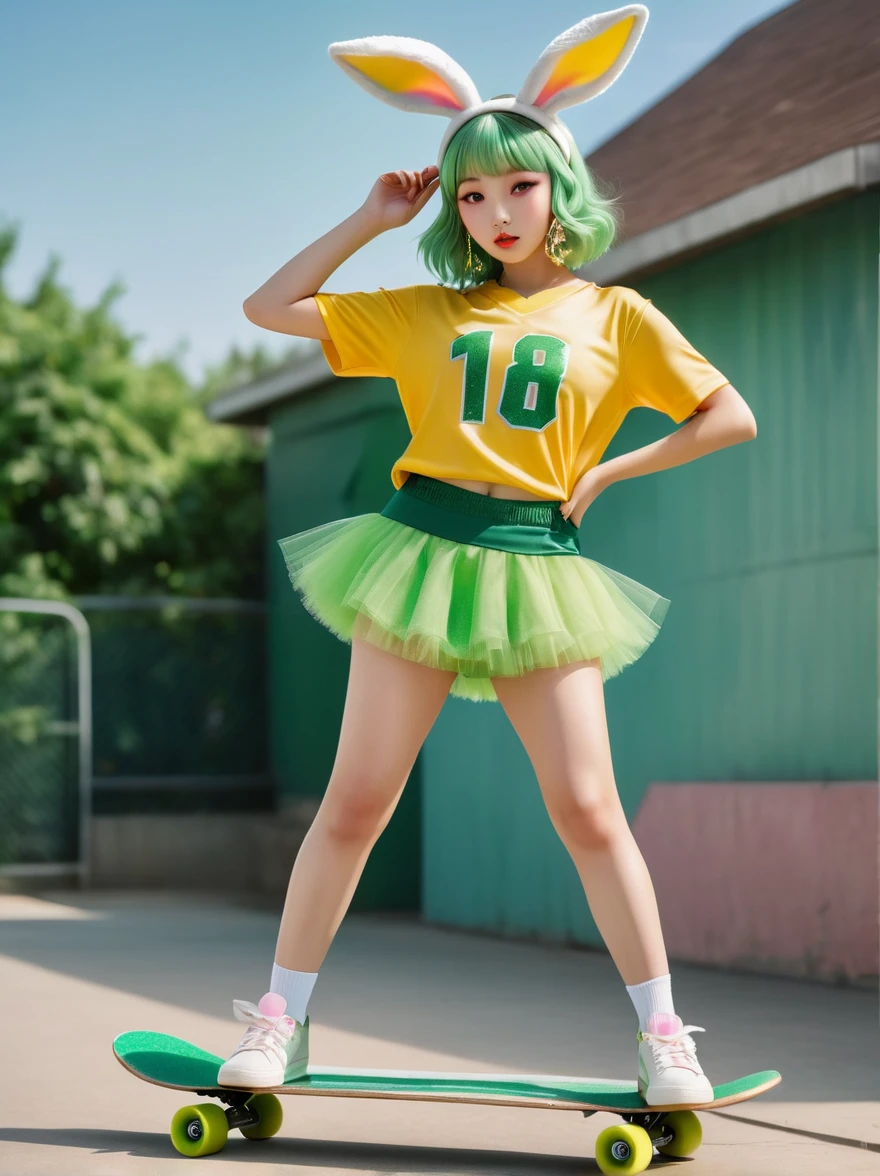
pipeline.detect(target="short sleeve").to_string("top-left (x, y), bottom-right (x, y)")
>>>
top-left (623, 299), bottom-right (729, 423)
top-left (313, 286), bottom-right (419, 378)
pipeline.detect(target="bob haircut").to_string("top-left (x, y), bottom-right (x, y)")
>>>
top-left (417, 111), bottom-right (620, 290)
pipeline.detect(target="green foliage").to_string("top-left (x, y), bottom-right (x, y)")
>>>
top-left (0, 220), bottom-right (292, 601)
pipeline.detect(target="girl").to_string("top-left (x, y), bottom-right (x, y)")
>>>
top-left (220, 6), bottom-right (757, 1107)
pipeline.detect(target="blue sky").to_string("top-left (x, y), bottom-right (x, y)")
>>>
top-left (2, 0), bottom-right (793, 385)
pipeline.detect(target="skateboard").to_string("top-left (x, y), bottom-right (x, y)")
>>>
top-left (113, 1030), bottom-right (781, 1174)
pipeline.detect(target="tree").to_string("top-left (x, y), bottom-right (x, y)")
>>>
top-left (0, 220), bottom-right (296, 601)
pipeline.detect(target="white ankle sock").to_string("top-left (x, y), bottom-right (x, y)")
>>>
top-left (269, 963), bottom-right (318, 1025)
top-left (625, 973), bottom-right (675, 1032)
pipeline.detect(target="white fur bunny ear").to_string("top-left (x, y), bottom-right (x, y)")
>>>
top-left (329, 36), bottom-right (481, 117)
top-left (329, 9), bottom-right (650, 167)
top-left (518, 5), bottom-right (649, 115)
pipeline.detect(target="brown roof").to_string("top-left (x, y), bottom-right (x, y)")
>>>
top-left (585, 0), bottom-right (880, 239)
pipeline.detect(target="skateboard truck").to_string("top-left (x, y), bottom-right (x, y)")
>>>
top-left (194, 1088), bottom-right (262, 1132)
top-left (584, 1109), bottom-right (675, 1150)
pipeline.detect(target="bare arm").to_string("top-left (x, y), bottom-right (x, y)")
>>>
top-left (561, 384), bottom-right (757, 525)
top-left (595, 383), bottom-right (757, 490)
top-left (242, 165), bottom-right (440, 339)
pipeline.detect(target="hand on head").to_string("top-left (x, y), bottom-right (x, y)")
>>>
top-left (362, 166), bottom-right (440, 231)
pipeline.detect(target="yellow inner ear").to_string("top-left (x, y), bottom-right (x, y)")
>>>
top-left (339, 53), bottom-right (464, 109)
top-left (536, 15), bottom-right (636, 104)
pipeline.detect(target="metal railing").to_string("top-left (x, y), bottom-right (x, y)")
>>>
top-left (0, 598), bottom-right (92, 883)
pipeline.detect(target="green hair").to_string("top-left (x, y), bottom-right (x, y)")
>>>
top-left (416, 111), bottom-right (620, 290)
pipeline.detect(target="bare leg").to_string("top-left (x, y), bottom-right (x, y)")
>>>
top-left (274, 638), bottom-right (456, 971)
top-left (492, 658), bottom-right (668, 985)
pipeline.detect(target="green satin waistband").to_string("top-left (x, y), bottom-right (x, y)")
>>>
top-left (380, 473), bottom-right (580, 556)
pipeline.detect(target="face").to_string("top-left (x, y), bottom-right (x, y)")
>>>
top-left (456, 169), bottom-right (553, 265)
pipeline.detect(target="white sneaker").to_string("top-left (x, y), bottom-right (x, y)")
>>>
top-left (637, 1012), bottom-right (714, 1106)
top-left (217, 993), bottom-right (309, 1088)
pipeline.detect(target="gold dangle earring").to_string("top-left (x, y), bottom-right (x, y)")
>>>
top-left (545, 217), bottom-right (571, 266)
top-left (465, 233), bottom-right (484, 275)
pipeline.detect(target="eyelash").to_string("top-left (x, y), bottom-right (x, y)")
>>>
top-left (460, 181), bottom-right (536, 204)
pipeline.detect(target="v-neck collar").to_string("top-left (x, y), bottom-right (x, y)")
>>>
top-left (477, 277), bottom-right (596, 315)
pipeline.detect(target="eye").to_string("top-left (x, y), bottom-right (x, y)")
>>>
top-left (458, 181), bottom-right (535, 202)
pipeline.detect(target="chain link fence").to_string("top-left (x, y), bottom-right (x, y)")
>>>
top-left (0, 597), bottom-right (271, 879)
top-left (0, 600), bottom-right (91, 879)
top-left (77, 597), bottom-right (271, 815)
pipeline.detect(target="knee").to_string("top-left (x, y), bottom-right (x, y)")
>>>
top-left (318, 775), bottom-right (400, 844)
top-left (551, 780), bottom-right (623, 851)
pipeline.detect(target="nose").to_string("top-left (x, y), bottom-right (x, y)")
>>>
top-left (493, 208), bottom-right (511, 228)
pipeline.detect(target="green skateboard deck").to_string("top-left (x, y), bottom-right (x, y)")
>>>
top-left (113, 1030), bottom-right (781, 1173)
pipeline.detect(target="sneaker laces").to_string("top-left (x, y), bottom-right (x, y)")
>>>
top-left (230, 999), bottom-right (295, 1068)
top-left (641, 1023), bottom-right (705, 1074)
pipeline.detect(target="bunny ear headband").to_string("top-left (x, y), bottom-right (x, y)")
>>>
top-left (328, 5), bottom-right (649, 168)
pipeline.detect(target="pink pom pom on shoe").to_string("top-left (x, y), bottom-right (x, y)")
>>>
top-left (646, 1013), bottom-right (682, 1036)
top-left (258, 992), bottom-right (287, 1018)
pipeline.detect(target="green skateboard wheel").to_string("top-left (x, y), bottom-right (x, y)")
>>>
top-left (240, 1093), bottom-right (284, 1140)
top-left (169, 1102), bottom-right (229, 1157)
top-left (655, 1109), bottom-right (702, 1157)
top-left (595, 1122), bottom-right (653, 1174)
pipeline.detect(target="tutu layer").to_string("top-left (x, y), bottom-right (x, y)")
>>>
top-left (278, 512), bottom-right (670, 704)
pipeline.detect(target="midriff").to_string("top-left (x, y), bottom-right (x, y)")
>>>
top-left (432, 475), bottom-right (556, 502)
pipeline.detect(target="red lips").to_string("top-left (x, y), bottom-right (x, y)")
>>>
top-left (495, 234), bottom-right (519, 247)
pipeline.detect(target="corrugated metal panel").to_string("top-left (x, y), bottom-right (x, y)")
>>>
top-left (422, 190), bottom-right (879, 945)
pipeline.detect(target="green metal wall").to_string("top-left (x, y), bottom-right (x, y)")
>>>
top-left (422, 190), bottom-right (880, 943)
top-left (266, 376), bottom-right (422, 911)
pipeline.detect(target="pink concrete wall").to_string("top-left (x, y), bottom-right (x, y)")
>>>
top-left (632, 782), bottom-right (879, 985)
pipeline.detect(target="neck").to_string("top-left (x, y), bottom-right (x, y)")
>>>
top-left (496, 251), bottom-right (582, 298)
top-left (498, 269), bottom-right (583, 297)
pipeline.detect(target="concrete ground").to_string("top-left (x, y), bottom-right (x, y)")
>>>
top-left (0, 889), bottom-right (878, 1175)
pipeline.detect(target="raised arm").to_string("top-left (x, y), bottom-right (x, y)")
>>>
top-left (242, 165), bottom-right (440, 338)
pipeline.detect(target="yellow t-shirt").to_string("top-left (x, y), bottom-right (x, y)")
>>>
top-left (314, 279), bottom-right (729, 500)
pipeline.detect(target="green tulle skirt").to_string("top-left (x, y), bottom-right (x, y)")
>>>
top-left (277, 475), bottom-right (671, 704)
